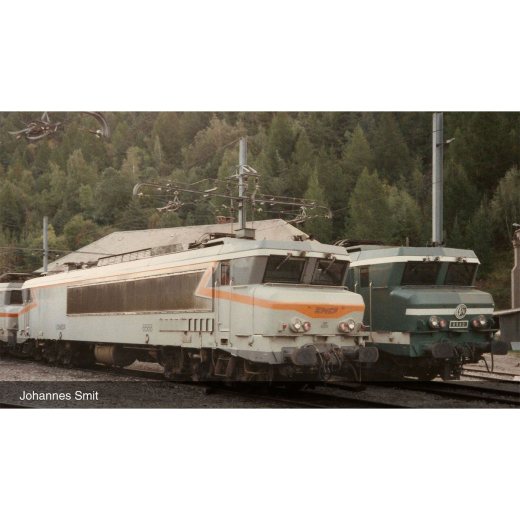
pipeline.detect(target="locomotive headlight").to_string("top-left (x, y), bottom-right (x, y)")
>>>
top-left (290, 317), bottom-right (303, 332)
top-left (338, 319), bottom-right (356, 333)
top-left (302, 321), bottom-right (311, 332)
top-left (428, 316), bottom-right (441, 329)
top-left (472, 315), bottom-right (487, 328)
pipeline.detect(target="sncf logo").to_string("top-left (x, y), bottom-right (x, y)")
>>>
top-left (455, 304), bottom-right (467, 319)
top-left (315, 307), bottom-right (339, 315)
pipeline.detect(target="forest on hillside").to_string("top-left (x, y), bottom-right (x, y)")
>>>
top-left (1, 112), bottom-right (519, 309)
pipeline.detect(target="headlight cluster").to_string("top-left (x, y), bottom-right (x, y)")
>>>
top-left (338, 319), bottom-right (356, 333)
top-left (290, 317), bottom-right (311, 333)
top-left (472, 315), bottom-right (488, 328)
top-left (428, 316), bottom-right (447, 329)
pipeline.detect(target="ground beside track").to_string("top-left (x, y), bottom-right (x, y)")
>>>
top-left (0, 356), bottom-right (518, 408)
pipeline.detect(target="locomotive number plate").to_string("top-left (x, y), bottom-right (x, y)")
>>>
top-left (449, 321), bottom-right (468, 329)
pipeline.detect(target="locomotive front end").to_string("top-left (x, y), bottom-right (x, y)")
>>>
top-left (347, 246), bottom-right (509, 381)
top-left (0, 274), bottom-right (33, 356)
top-left (219, 241), bottom-right (376, 382)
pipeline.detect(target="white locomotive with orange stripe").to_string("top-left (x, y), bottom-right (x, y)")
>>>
top-left (0, 273), bottom-right (34, 354)
top-left (15, 237), bottom-right (376, 382)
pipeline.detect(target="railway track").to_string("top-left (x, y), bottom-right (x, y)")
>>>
top-left (75, 363), bottom-right (406, 408)
top-left (346, 380), bottom-right (520, 407)
top-left (461, 367), bottom-right (520, 382)
top-left (0, 401), bottom-right (33, 409)
top-left (0, 358), bottom-right (406, 408)
top-left (2, 357), bottom-right (518, 408)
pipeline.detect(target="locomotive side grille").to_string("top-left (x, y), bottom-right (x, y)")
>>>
top-left (67, 271), bottom-right (211, 315)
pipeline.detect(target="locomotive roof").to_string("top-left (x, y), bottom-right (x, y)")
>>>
top-left (346, 246), bottom-right (479, 263)
top-left (37, 219), bottom-right (308, 274)
top-left (25, 236), bottom-right (350, 288)
top-left (202, 237), bottom-right (349, 256)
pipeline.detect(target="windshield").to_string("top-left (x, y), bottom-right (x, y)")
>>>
top-left (401, 262), bottom-right (440, 285)
top-left (8, 290), bottom-right (23, 305)
top-left (263, 255), bottom-right (306, 284)
top-left (445, 263), bottom-right (477, 286)
top-left (312, 259), bottom-right (349, 286)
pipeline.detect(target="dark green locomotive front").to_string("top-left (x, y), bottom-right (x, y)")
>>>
top-left (344, 245), bottom-right (509, 380)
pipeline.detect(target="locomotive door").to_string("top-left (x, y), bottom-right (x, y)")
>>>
top-left (22, 288), bottom-right (31, 335)
top-left (217, 262), bottom-right (231, 333)
top-left (357, 266), bottom-right (371, 328)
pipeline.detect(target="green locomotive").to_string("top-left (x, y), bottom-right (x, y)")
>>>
top-left (342, 242), bottom-right (509, 380)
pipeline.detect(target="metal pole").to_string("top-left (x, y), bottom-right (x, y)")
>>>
top-left (432, 112), bottom-right (444, 246)
top-left (238, 137), bottom-right (247, 229)
top-left (43, 216), bottom-right (48, 273)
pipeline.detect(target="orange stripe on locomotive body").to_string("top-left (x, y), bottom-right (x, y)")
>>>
top-left (196, 266), bottom-right (364, 319)
top-left (2, 289), bottom-right (39, 318)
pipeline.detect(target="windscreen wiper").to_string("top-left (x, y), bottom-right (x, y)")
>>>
top-left (275, 253), bottom-right (293, 270)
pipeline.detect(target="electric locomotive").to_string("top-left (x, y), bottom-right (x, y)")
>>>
top-left (0, 273), bottom-right (34, 356)
top-left (342, 242), bottom-right (509, 380)
top-left (18, 237), bottom-right (377, 382)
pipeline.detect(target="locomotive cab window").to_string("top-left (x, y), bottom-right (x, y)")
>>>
top-left (312, 259), bottom-right (349, 286)
top-left (6, 290), bottom-right (23, 305)
top-left (401, 262), bottom-right (441, 285)
top-left (263, 255), bottom-right (306, 284)
top-left (445, 263), bottom-right (477, 286)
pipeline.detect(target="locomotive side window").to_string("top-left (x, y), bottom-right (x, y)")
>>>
top-left (401, 262), bottom-right (441, 285)
top-left (22, 289), bottom-right (33, 303)
top-left (360, 267), bottom-right (369, 288)
top-left (263, 255), bottom-right (306, 284)
top-left (220, 263), bottom-right (230, 286)
top-left (312, 260), bottom-right (349, 286)
top-left (445, 263), bottom-right (477, 286)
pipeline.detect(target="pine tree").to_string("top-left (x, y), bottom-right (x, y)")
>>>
top-left (388, 186), bottom-right (422, 245)
top-left (372, 113), bottom-right (412, 184)
top-left (291, 128), bottom-right (316, 192)
top-left (444, 162), bottom-right (480, 230)
top-left (490, 166), bottom-right (520, 242)
top-left (303, 168), bottom-right (332, 242)
top-left (466, 203), bottom-right (493, 273)
top-left (342, 124), bottom-right (374, 180)
top-left (346, 168), bottom-right (391, 242)
top-left (266, 113), bottom-right (296, 168)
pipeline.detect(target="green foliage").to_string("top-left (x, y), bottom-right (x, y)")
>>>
top-left (466, 203), bottom-right (493, 274)
top-left (373, 113), bottom-right (412, 184)
top-left (388, 186), bottom-right (422, 245)
top-left (266, 113), bottom-right (296, 168)
top-left (93, 168), bottom-right (134, 225)
top-left (346, 168), bottom-right (391, 243)
top-left (303, 168), bottom-right (332, 242)
top-left (0, 182), bottom-right (30, 240)
top-left (490, 166), bottom-right (520, 242)
top-left (62, 216), bottom-right (102, 250)
top-left (0, 110), bottom-right (517, 294)
top-left (153, 113), bottom-right (184, 167)
top-left (342, 124), bottom-right (374, 181)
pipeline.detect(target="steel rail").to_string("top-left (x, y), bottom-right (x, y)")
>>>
top-left (356, 380), bottom-right (520, 407)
